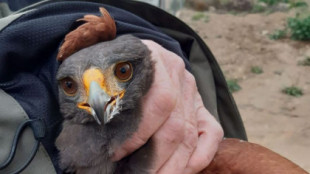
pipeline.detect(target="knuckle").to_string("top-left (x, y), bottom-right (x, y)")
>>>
top-left (173, 56), bottom-right (186, 70)
top-left (205, 120), bottom-right (224, 143)
top-left (196, 105), bottom-right (205, 116)
top-left (184, 72), bottom-right (198, 98)
top-left (214, 123), bottom-right (224, 141)
top-left (207, 117), bottom-right (224, 140)
top-left (157, 89), bottom-right (177, 112)
top-left (148, 87), bottom-right (177, 118)
top-left (159, 86), bottom-right (177, 103)
top-left (185, 72), bottom-right (196, 86)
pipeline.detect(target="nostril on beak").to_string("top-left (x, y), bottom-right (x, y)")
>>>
top-left (81, 103), bottom-right (90, 107)
top-left (78, 102), bottom-right (91, 110)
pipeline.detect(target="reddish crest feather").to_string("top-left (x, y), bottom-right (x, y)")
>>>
top-left (57, 7), bottom-right (116, 61)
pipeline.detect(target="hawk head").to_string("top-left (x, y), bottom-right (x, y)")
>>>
top-left (57, 34), bottom-right (153, 128)
top-left (57, 35), bottom-right (153, 125)
top-left (55, 35), bottom-right (154, 172)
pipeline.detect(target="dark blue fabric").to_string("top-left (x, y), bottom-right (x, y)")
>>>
top-left (0, 1), bottom-right (188, 173)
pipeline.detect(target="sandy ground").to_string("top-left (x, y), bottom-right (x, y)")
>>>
top-left (179, 9), bottom-right (310, 172)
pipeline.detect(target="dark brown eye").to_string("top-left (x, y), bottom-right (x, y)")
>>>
top-left (60, 77), bottom-right (78, 96)
top-left (115, 62), bottom-right (133, 81)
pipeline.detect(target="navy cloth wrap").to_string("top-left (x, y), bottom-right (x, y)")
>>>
top-left (0, 1), bottom-right (188, 172)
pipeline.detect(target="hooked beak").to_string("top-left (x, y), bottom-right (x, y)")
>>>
top-left (88, 81), bottom-right (110, 124)
top-left (78, 68), bottom-right (124, 125)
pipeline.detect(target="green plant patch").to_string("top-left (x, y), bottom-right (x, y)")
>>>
top-left (298, 57), bottom-right (310, 66)
top-left (251, 66), bottom-right (264, 74)
top-left (191, 13), bottom-right (210, 23)
top-left (192, 13), bottom-right (205, 21)
top-left (227, 80), bottom-right (241, 93)
top-left (252, 4), bottom-right (267, 13)
top-left (282, 86), bottom-right (303, 97)
top-left (258, 0), bottom-right (289, 6)
top-left (269, 29), bottom-right (287, 40)
top-left (288, 15), bottom-right (310, 40)
top-left (253, 0), bottom-right (307, 13)
top-left (289, 1), bottom-right (308, 8)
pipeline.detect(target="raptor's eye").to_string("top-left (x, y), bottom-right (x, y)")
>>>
top-left (115, 62), bottom-right (133, 81)
top-left (60, 77), bottom-right (78, 96)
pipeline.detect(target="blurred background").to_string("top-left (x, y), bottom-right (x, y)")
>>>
top-left (150, 0), bottom-right (310, 172)
top-left (1, 0), bottom-right (309, 172)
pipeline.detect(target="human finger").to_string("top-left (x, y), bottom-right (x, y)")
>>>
top-left (156, 122), bottom-right (198, 174)
top-left (184, 94), bottom-right (224, 173)
top-left (112, 40), bottom-right (182, 161)
top-left (155, 71), bottom-right (199, 173)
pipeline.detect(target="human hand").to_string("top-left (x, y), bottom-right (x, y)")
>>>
top-left (112, 40), bottom-right (224, 174)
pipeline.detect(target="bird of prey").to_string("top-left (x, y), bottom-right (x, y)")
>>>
top-left (56, 7), bottom-right (154, 174)
top-left (55, 7), bottom-right (308, 174)
top-left (56, 34), bottom-right (154, 174)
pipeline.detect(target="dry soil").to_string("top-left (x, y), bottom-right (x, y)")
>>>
top-left (179, 9), bottom-right (310, 172)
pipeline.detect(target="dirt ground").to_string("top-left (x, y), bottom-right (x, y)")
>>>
top-left (179, 9), bottom-right (310, 172)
